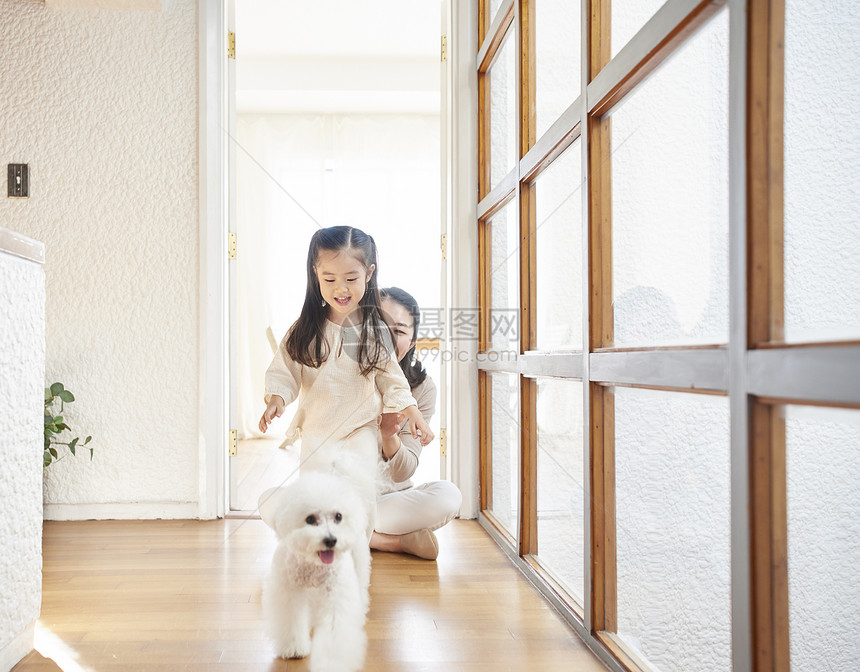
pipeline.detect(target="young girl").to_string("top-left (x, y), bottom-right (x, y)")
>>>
top-left (258, 226), bottom-right (433, 510)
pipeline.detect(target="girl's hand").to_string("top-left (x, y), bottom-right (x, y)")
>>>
top-left (379, 412), bottom-right (404, 439)
top-left (259, 396), bottom-right (285, 433)
top-left (402, 405), bottom-right (434, 447)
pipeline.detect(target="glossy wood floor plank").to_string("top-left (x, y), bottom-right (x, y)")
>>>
top-left (13, 519), bottom-right (607, 671)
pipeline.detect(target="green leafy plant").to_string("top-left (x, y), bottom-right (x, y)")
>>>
top-left (44, 382), bottom-right (92, 469)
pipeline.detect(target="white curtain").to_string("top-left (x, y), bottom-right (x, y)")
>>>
top-left (236, 114), bottom-right (440, 439)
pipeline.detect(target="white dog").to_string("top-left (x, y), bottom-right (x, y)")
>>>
top-left (262, 471), bottom-right (371, 672)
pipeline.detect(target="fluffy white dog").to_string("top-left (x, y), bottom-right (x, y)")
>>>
top-left (262, 471), bottom-right (371, 672)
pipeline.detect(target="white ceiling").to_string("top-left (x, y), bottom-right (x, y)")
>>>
top-left (235, 0), bottom-right (443, 114)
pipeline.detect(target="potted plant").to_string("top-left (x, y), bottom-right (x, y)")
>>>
top-left (44, 382), bottom-right (92, 469)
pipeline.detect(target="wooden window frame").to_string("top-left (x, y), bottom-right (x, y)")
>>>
top-left (475, 1), bottom-right (860, 671)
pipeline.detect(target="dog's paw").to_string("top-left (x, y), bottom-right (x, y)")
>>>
top-left (277, 647), bottom-right (310, 660)
top-left (275, 638), bottom-right (311, 659)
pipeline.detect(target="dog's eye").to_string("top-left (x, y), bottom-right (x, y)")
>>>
top-left (334, 513), bottom-right (342, 523)
top-left (305, 515), bottom-right (317, 525)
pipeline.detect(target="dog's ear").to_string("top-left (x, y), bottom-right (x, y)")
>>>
top-left (271, 508), bottom-right (288, 539)
top-left (261, 487), bottom-right (294, 539)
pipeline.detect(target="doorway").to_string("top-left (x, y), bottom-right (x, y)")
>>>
top-left (229, 0), bottom-right (447, 512)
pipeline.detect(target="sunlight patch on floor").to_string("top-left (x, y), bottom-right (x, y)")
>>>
top-left (33, 623), bottom-right (92, 672)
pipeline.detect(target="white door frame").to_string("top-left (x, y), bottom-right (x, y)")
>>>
top-left (440, 0), bottom-right (451, 482)
top-left (225, 0), bottom-right (239, 512)
top-left (197, 0), bottom-right (229, 519)
top-left (448, 0), bottom-right (480, 519)
top-left (197, 0), bottom-right (480, 520)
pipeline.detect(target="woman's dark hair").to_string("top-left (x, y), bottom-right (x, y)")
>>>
top-left (380, 286), bottom-right (427, 389)
top-left (284, 226), bottom-right (389, 377)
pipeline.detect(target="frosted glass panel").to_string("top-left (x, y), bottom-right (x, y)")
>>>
top-left (489, 372), bottom-right (520, 538)
top-left (786, 405), bottom-right (860, 671)
top-left (611, 10), bottom-right (729, 347)
top-left (783, 4), bottom-right (860, 342)
top-left (536, 379), bottom-right (584, 606)
top-left (490, 30), bottom-right (518, 188)
top-left (535, 141), bottom-right (583, 351)
top-left (614, 387), bottom-right (730, 672)
top-left (611, 0), bottom-right (667, 59)
top-left (535, 0), bottom-right (580, 140)
top-left (488, 200), bottom-right (520, 352)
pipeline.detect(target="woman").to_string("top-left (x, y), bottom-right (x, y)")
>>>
top-left (372, 287), bottom-right (462, 560)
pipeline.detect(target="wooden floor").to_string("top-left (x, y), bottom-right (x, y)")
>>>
top-left (13, 518), bottom-right (608, 671)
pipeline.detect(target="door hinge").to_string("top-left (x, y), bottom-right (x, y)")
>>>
top-left (229, 429), bottom-right (238, 457)
top-left (440, 428), bottom-right (447, 457)
top-left (228, 231), bottom-right (237, 259)
top-left (441, 35), bottom-right (447, 62)
top-left (228, 31), bottom-right (236, 60)
top-left (440, 233), bottom-right (447, 261)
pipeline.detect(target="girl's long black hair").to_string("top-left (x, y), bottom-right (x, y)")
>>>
top-left (285, 226), bottom-right (389, 377)
top-left (380, 286), bottom-right (427, 390)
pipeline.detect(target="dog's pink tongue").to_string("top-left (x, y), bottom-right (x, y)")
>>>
top-left (319, 550), bottom-right (335, 565)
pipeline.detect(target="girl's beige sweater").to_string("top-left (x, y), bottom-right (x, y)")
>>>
top-left (265, 320), bottom-right (417, 446)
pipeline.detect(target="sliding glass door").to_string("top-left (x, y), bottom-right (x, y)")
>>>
top-left (475, 2), bottom-right (860, 671)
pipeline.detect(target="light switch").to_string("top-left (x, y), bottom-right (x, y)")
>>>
top-left (8, 164), bottom-right (29, 199)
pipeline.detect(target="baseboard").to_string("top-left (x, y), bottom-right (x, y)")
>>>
top-left (0, 621), bottom-right (35, 672)
top-left (43, 501), bottom-right (200, 521)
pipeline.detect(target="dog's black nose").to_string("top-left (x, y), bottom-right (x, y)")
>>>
top-left (323, 535), bottom-right (337, 549)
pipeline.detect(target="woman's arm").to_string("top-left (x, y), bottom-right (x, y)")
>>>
top-left (379, 412), bottom-right (405, 461)
top-left (377, 352), bottom-right (434, 445)
top-left (383, 377), bottom-right (436, 483)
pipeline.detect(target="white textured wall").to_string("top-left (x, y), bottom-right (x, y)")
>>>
top-left (0, 0), bottom-right (200, 518)
top-left (0, 248), bottom-right (44, 669)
